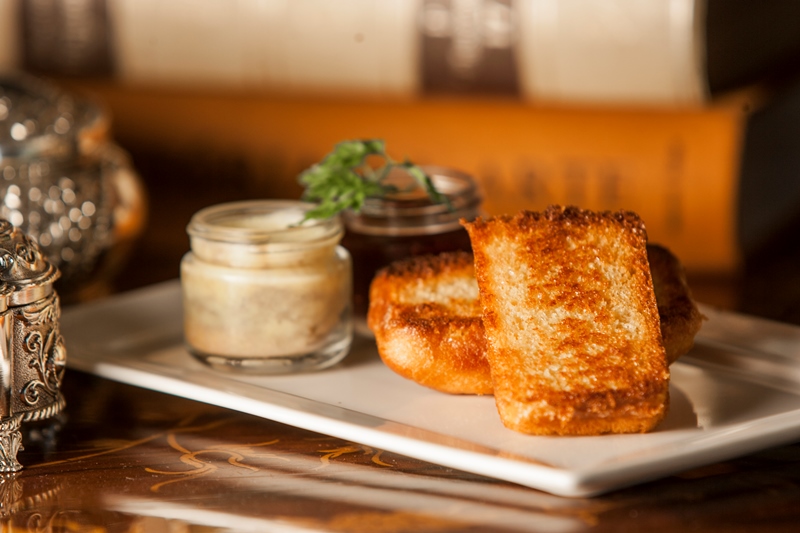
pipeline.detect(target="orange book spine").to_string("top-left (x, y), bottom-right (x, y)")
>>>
top-left (80, 83), bottom-right (745, 274)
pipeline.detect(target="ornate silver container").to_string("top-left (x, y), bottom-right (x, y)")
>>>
top-left (0, 74), bottom-right (146, 301)
top-left (0, 219), bottom-right (65, 472)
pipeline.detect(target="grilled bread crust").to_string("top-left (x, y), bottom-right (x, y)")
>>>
top-left (647, 244), bottom-right (704, 364)
top-left (463, 206), bottom-right (669, 435)
top-left (367, 251), bottom-right (491, 394)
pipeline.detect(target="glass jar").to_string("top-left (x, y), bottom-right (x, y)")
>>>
top-left (341, 166), bottom-right (482, 335)
top-left (181, 200), bottom-right (353, 373)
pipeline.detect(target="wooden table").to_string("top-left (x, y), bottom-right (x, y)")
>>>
top-left (6, 350), bottom-right (800, 532)
top-left (10, 271), bottom-right (800, 531)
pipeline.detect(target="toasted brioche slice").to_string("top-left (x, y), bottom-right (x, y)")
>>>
top-left (369, 245), bottom-right (700, 395)
top-left (368, 251), bottom-right (491, 394)
top-left (647, 244), bottom-right (704, 364)
top-left (463, 206), bottom-right (669, 435)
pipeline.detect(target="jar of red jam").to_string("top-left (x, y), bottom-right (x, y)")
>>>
top-left (341, 166), bottom-right (481, 335)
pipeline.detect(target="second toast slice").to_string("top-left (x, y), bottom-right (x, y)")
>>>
top-left (368, 251), bottom-right (491, 394)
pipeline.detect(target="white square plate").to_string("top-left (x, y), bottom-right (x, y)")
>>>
top-left (61, 281), bottom-right (800, 497)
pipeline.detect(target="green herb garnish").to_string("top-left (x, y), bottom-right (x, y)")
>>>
top-left (298, 139), bottom-right (447, 221)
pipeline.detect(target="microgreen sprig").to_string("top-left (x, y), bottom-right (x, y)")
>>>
top-left (298, 139), bottom-right (448, 221)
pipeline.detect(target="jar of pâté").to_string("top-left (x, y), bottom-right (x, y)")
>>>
top-left (181, 200), bottom-right (352, 373)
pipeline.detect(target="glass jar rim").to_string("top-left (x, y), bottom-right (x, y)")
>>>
top-left (356, 165), bottom-right (479, 217)
top-left (342, 166), bottom-right (482, 236)
top-left (187, 200), bottom-right (343, 246)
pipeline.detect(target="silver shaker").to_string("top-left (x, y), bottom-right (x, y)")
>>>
top-left (0, 219), bottom-right (65, 472)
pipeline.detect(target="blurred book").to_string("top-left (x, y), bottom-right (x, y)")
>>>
top-left (2, 0), bottom-right (800, 106)
top-left (55, 80), bottom-right (750, 275)
top-left (5, 0), bottom-right (799, 277)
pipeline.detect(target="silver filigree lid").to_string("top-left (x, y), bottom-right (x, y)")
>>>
top-left (0, 74), bottom-right (109, 164)
top-left (0, 219), bottom-right (58, 307)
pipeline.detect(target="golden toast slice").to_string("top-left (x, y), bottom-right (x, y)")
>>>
top-left (463, 206), bottom-right (669, 435)
top-left (369, 244), bottom-right (700, 396)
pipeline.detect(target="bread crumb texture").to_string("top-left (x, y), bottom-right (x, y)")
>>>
top-left (463, 206), bottom-right (670, 435)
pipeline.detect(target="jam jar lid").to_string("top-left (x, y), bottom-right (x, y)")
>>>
top-left (343, 166), bottom-right (482, 236)
top-left (0, 219), bottom-right (58, 306)
top-left (0, 74), bottom-right (110, 165)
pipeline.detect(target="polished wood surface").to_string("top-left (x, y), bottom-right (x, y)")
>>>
top-left (11, 254), bottom-right (800, 531)
top-left (8, 362), bottom-right (800, 532)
